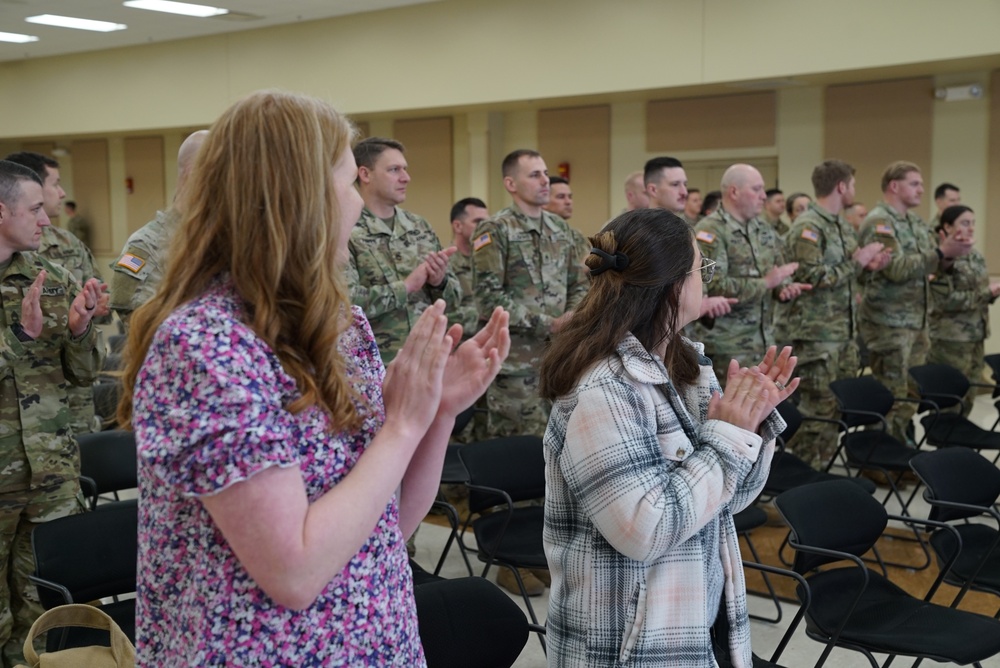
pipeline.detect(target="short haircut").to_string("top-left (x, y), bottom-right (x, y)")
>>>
top-left (450, 197), bottom-right (487, 222)
top-left (0, 159), bottom-right (43, 206)
top-left (785, 192), bottom-right (811, 216)
top-left (548, 175), bottom-right (569, 187)
top-left (687, 187), bottom-right (701, 195)
top-left (643, 156), bottom-right (683, 187)
top-left (938, 204), bottom-right (973, 232)
top-left (934, 182), bottom-right (960, 200)
top-left (352, 137), bottom-right (405, 171)
top-left (4, 151), bottom-right (58, 181)
top-left (765, 188), bottom-right (783, 199)
top-left (502, 149), bottom-right (541, 178)
top-left (811, 160), bottom-right (855, 198)
top-left (700, 190), bottom-right (721, 217)
top-left (65, 200), bottom-right (77, 210)
top-left (880, 161), bottom-right (921, 192)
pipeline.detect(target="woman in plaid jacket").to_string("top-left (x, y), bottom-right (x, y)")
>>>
top-left (538, 210), bottom-right (797, 667)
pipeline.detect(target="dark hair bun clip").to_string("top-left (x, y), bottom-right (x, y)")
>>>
top-left (589, 247), bottom-right (630, 276)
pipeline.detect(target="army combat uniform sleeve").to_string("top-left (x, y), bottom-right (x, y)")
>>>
top-left (346, 237), bottom-right (408, 318)
top-left (929, 252), bottom-right (993, 314)
top-left (417, 216), bottom-right (462, 313)
top-left (788, 219), bottom-right (861, 289)
top-left (472, 219), bottom-right (554, 339)
top-left (859, 213), bottom-right (938, 284)
top-left (695, 219), bottom-right (770, 304)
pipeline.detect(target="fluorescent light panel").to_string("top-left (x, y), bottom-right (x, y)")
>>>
top-left (25, 14), bottom-right (126, 32)
top-left (123, 0), bottom-right (229, 17)
top-left (0, 31), bottom-right (38, 43)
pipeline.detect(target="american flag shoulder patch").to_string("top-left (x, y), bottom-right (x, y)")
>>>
top-left (875, 223), bottom-right (895, 237)
top-left (116, 253), bottom-right (146, 273)
top-left (800, 228), bottom-right (819, 243)
top-left (473, 232), bottom-right (492, 252)
top-left (695, 230), bottom-right (716, 244)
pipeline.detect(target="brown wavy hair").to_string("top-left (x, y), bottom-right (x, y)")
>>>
top-left (539, 209), bottom-right (700, 400)
top-left (118, 90), bottom-right (361, 431)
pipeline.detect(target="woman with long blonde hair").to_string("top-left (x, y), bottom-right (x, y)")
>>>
top-left (119, 90), bottom-right (509, 666)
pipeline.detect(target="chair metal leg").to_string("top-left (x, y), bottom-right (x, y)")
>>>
top-left (742, 535), bottom-right (782, 624)
top-left (431, 501), bottom-right (473, 576)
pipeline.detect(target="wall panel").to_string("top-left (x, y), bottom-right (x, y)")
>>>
top-left (647, 93), bottom-right (776, 153)
top-left (124, 137), bottom-right (166, 235)
top-left (825, 78), bottom-right (934, 219)
top-left (394, 117), bottom-right (453, 241)
top-left (538, 105), bottom-right (611, 235)
top-left (71, 140), bottom-right (112, 255)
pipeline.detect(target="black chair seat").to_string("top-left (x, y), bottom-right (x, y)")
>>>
top-left (733, 506), bottom-right (767, 533)
top-left (441, 445), bottom-right (469, 485)
top-left (929, 523), bottom-right (1000, 593)
top-left (843, 432), bottom-right (915, 469)
top-left (471, 506), bottom-right (547, 570)
top-left (766, 453), bottom-right (876, 495)
top-left (803, 568), bottom-right (1000, 664)
top-left (921, 413), bottom-right (1000, 450)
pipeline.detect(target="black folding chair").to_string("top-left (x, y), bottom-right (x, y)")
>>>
top-left (30, 500), bottom-right (138, 651)
top-left (458, 435), bottom-right (547, 651)
top-left (911, 447), bottom-right (1000, 616)
top-left (77, 430), bottom-right (138, 510)
top-left (774, 480), bottom-right (1000, 668)
top-left (910, 363), bottom-right (1000, 463)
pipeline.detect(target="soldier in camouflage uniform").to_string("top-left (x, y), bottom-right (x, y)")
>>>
top-left (929, 182), bottom-right (961, 229)
top-left (693, 164), bottom-right (806, 384)
top-left (347, 138), bottom-right (460, 365)
top-left (779, 161), bottom-right (890, 468)
top-left (110, 131), bottom-right (208, 331)
top-left (858, 161), bottom-right (973, 442)
top-left (0, 161), bottom-right (104, 666)
top-left (473, 150), bottom-right (588, 440)
top-left (762, 188), bottom-right (789, 237)
top-left (5, 153), bottom-right (109, 439)
top-left (928, 205), bottom-right (1000, 414)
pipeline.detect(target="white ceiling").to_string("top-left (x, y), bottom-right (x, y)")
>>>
top-left (0, 0), bottom-right (441, 62)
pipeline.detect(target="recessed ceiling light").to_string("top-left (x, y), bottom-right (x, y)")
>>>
top-left (0, 31), bottom-right (39, 43)
top-left (25, 14), bottom-right (127, 32)
top-left (123, 1), bottom-right (229, 18)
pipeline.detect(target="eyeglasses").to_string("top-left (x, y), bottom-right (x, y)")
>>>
top-left (687, 257), bottom-right (716, 283)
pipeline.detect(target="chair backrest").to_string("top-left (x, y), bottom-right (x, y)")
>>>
top-left (910, 447), bottom-right (1000, 522)
top-left (91, 381), bottom-right (122, 430)
top-left (985, 354), bottom-right (1000, 399)
top-left (775, 479), bottom-right (887, 574)
top-left (909, 363), bottom-right (969, 412)
top-left (828, 375), bottom-right (895, 428)
top-left (775, 399), bottom-right (803, 445)
top-left (459, 435), bottom-right (545, 513)
top-left (31, 500), bottom-right (138, 609)
top-left (77, 430), bottom-right (138, 499)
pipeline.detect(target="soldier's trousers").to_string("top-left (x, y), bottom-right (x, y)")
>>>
top-left (785, 340), bottom-right (860, 469)
top-left (928, 338), bottom-right (985, 416)
top-left (0, 480), bottom-right (83, 668)
top-left (485, 374), bottom-right (552, 439)
top-left (858, 322), bottom-right (929, 443)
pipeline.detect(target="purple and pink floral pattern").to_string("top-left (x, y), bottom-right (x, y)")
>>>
top-left (133, 280), bottom-right (424, 666)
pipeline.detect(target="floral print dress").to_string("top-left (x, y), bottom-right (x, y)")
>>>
top-left (132, 280), bottom-right (424, 666)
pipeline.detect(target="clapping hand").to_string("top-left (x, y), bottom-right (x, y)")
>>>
top-left (438, 306), bottom-right (510, 418)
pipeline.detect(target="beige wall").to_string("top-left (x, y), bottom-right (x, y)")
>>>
top-left (3, 0), bottom-right (1000, 351)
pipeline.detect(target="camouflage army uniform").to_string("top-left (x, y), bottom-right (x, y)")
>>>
top-left (1, 253), bottom-right (101, 666)
top-left (31, 226), bottom-right (106, 437)
top-left (109, 209), bottom-right (181, 332)
top-left (693, 208), bottom-right (788, 384)
top-left (780, 203), bottom-right (863, 467)
top-left (347, 207), bottom-right (460, 365)
top-left (763, 213), bottom-right (790, 237)
top-left (929, 249), bottom-right (993, 414)
top-left (569, 227), bottom-right (590, 267)
top-left (448, 250), bottom-right (479, 337)
top-left (472, 204), bottom-right (588, 438)
top-left (858, 202), bottom-right (941, 441)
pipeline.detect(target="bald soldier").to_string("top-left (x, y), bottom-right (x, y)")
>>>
top-left (694, 164), bottom-right (809, 383)
top-left (110, 130), bottom-right (208, 330)
top-left (623, 170), bottom-right (649, 212)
